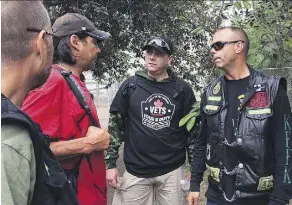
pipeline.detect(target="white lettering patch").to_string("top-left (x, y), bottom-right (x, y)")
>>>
top-left (141, 94), bottom-right (175, 130)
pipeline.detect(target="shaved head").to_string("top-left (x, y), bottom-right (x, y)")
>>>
top-left (1, 1), bottom-right (51, 65)
top-left (215, 27), bottom-right (250, 56)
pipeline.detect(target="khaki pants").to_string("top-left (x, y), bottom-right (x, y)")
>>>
top-left (112, 166), bottom-right (187, 205)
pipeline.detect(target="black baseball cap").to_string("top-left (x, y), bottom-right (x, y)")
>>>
top-left (52, 13), bottom-right (111, 41)
top-left (142, 37), bottom-right (174, 55)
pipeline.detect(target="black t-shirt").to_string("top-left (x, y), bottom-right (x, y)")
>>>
top-left (110, 75), bottom-right (196, 178)
top-left (224, 76), bottom-right (250, 199)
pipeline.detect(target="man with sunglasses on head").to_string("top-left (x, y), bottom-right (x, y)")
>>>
top-left (188, 26), bottom-right (292, 205)
top-left (22, 13), bottom-right (111, 205)
top-left (106, 36), bottom-right (198, 205)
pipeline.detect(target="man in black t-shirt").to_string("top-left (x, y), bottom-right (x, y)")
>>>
top-left (105, 37), bottom-right (198, 205)
top-left (188, 27), bottom-right (292, 205)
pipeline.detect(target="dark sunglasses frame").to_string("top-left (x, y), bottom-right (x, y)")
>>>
top-left (26, 28), bottom-right (55, 37)
top-left (211, 40), bottom-right (244, 51)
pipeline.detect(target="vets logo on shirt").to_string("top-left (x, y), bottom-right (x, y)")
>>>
top-left (141, 94), bottom-right (175, 130)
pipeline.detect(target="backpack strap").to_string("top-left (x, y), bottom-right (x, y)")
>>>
top-left (173, 77), bottom-right (185, 99)
top-left (122, 75), bottom-right (138, 99)
top-left (55, 67), bottom-right (98, 176)
top-left (121, 75), bottom-right (138, 119)
top-left (55, 67), bottom-right (99, 128)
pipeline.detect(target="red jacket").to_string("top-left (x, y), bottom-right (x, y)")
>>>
top-left (22, 65), bottom-right (107, 205)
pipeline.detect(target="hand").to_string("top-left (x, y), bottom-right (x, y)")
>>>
top-left (83, 126), bottom-right (110, 153)
top-left (187, 192), bottom-right (200, 205)
top-left (106, 168), bottom-right (120, 188)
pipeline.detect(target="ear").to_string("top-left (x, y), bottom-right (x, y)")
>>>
top-left (35, 30), bottom-right (47, 62)
top-left (69, 35), bottom-right (82, 52)
top-left (142, 50), bottom-right (146, 58)
top-left (167, 55), bottom-right (173, 65)
top-left (235, 42), bottom-right (244, 54)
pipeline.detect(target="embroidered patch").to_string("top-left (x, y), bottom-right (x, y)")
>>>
top-left (257, 175), bottom-right (273, 191)
top-left (210, 167), bottom-right (220, 182)
top-left (254, 83), bottom-right (266, 92)
top-left (237, 94), bottom-right (245, 110)
top-left (213, 82), bottom-right (221, 95)
top-left (238, 94), bottom-right (244, 102)
top-left (205, 105), bottom-right (219, 111)
top-left (206, 164), bottom-right (220, 182)
top-left (247, 108), bottom-right (272, 115)
top-left (247, 92), bottom-right (269, 108)
top-left (208, 96), bottom-right (222, 102)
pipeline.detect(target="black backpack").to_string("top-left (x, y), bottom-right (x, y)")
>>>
top-left (1, 94), bottom-right (79, 205)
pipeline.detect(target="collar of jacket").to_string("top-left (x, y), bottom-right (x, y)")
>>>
top-left (218, 66), bottom-right (262, 109)
top-left (135, 68), bottom-right (176, 82)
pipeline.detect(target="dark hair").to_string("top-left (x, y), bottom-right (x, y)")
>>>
top-left (90, 93), bottom-right (94, 100)
top-left (216, 26), bottom-right (250, 56)
top-left (80, 73), bottom-right (85, 82)
top-left (53, 33), bottom-right (88, 64)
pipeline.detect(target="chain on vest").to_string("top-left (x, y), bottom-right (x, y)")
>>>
top-left (202, 70), bottom-right (284, 202)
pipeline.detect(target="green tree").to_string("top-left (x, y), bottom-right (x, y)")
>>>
top-left (44, 0), bottom-right (226, 90)
top-left (229, 0), bottom-right (292, 68)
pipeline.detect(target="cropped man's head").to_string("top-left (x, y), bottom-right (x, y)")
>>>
top-left (1, 1), bottom-right (53, 89)
top-left (142, 37), bottom-right (174, 73)
top-left (52, 13), bottom-right (111, 71)
top-left (210, 27), bottom-right (249, 69)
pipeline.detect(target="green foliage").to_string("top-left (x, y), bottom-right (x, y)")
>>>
top-left (179, 101), bottom-right (200, 131)
top-left (44, 0), bottom-right (224, 89)
top-left (44, 0), bottom-right (292, 88)
top-left (230, 0), bottom-right (292, 68)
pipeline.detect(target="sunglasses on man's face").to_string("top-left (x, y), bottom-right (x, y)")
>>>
top-left (210, 40), bottom-right (244, 51)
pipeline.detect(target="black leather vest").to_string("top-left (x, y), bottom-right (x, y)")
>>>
top-left (202, 69), bottom-right (285, 202)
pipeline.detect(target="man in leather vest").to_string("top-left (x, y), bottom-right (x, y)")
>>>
top-left (188, 27), bottom-right (292, 205)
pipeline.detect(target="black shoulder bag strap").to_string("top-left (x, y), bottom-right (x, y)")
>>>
top-left (121, 75), bottom-right (138, 119)
top-left (55, 67), bottom-right (102, 195)
top-left (56, 68), bottom-right (99, 127)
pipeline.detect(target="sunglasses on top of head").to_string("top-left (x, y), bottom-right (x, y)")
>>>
top-left (210, 40), bottom-right (244, 51)
top-left (147, 38), bottom-right (171, 52)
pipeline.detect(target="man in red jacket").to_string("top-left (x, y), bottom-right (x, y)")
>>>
top-left (22, 13), bottom-right (111, 205)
